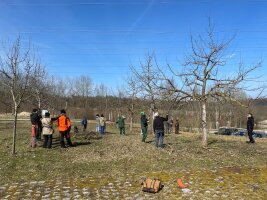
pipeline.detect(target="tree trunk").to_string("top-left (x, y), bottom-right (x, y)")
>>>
top-left (201, 100), bottom-right (208, 147)
top-left (215, 107), bottom-right (219, 129)
top-left (150, 108), bottom-right (153, 134)
top-left (130, 98), bottom-right (134, 133)
top-left (130, 114), bottom-right (133, 133)
top-left (105, 94), bottom-right (108, 118)
top-left (12, 108), bottom-right (18, 155)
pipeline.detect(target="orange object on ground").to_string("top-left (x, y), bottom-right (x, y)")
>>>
top-left (177, 178), bottom-right (187, 188)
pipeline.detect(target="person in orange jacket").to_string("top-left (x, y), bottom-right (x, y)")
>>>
top-left (57, 109), bottom-right (73, 148)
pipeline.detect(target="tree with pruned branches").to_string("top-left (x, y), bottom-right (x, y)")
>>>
top-left (159, 21), bottom-right (263, 147)
top-left (130, 52), bottom-right (160, 134)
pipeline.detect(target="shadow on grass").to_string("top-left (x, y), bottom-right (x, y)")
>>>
top-left (207, 139), bottom-right (219, 145)
top-left (73, 141), bottom-right (91, 146)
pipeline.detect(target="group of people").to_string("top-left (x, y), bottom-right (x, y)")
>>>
top-left (30, 108), bottom-right (255, 150)
top-left (30, 109), bottom-right (73, 149)
top-left (114, 111), bottom-right (180, 148)
top-left (95, 114), bottom-right (106, 136)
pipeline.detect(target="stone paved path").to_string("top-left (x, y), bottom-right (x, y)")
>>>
top-left (0, 167), bottom-right (266, 199)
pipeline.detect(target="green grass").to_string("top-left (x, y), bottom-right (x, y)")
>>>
top-left (0, 120), bottom-right (266, 186)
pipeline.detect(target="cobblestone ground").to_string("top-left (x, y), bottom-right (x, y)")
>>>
top-left (0, 167), bottom-right (266, 200)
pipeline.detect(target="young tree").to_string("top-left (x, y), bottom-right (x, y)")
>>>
top-left (0, 37), bottom-right (38, 154)
top-left (160, 22), bottom-right (262, 147)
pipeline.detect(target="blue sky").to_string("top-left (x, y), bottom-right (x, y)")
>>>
top-left (0, 0), bottom-right (266, 95)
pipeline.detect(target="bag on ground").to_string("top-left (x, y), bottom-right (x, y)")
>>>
top-left (142, 178), bottom-right (163, 193)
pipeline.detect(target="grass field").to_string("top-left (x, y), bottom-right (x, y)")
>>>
top-left (0, 120), bottom-right (266, 199)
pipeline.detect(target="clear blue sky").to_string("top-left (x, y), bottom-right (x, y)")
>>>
top-left (0, 0), bottom-right (266, 95)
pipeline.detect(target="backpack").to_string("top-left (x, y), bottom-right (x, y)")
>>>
top-left (142, 178), bottom-right (163, 193)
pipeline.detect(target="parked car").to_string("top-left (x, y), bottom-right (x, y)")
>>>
top-left (216, 127), bottom-right (267, 138)
top-left (214, 127), bottom-right (239, 136)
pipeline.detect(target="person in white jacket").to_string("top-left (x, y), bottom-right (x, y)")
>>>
top-left (41, 112), bottom-right (55, 148)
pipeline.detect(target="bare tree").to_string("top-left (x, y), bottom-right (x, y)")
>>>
top-left (0, 37), bottom-right (37, 154)
top-left (29, 61), bottom-right (48, 109)
top-left (125, 76), bottom-right (141, 133)
top-left (71, 75), bottom-right (93, 108)
top-left (159, 21), bottom-right (263, 147)
top-left (130, 52), bottom-right (160, 133)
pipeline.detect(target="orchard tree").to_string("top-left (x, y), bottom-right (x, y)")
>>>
top-left (159, 21), bottom-right (262, 147)
top-left (0, 37), bottom-right (39, 154)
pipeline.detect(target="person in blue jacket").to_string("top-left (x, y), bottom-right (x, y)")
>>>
top-left (81, 116), bottom-right (88, 132)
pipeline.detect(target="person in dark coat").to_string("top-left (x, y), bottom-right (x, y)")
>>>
top-left (30, 108), bottom-right (41, 147)
top-left (81, 116), bottom-right (88, 132)
top-left (175, 118), bottom-right (180, 134)
top-left (140, 112), bottom-right (149, 142)
top-left (153, 112), bottom-right (168, 148)
top-left (247, 113), bottom-right (255, 143)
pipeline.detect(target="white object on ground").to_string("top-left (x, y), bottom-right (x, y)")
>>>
top-left (182, 188), bottom-right (191, 193)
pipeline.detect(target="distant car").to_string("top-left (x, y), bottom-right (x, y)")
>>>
top-left (214, 127), bottom-right (239, 136)
top-left (221, 128), bottom-right (267, 138)
top-left (233, 129), bottom-right (247, 136)
top-left (252, 131), bottom-right (267, 138)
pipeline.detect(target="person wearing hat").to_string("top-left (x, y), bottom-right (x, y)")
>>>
top-left (57, 109), bottom-right (73, 148)
top-left (153, 112), bottom-right (168, 148)
top-left (41, 112), bottom-right (55, 148)
top-left (140, 111), bottom-right (149, 142)
top-left (116, 115), bottom-right (126, 135)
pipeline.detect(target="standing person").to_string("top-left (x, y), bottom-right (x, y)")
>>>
top-left (57, 109), bottom-right (73, 148)
top-left (95, 114), bottom-right (100, 133)
top-left (30, 108), bottom-right (41, 148)
top-left (41, 112), bottom-right (55, 148)
top-left (36, 109), bottom-right (42, 140)
top-left (81, 116), bottom-right (88, 132)
top-left (247, 113), bottom-right (255, 144)
top-left (164, 120), bottom-right (169, 134)
top-left (99, 114), bottom-right (106, 136)
top-left (140, 112), bottom-right (149, 142)
top-left (153, 112), bottom-right (168, 148)
top-left (175, 118), bottom-right (180, 134)
top-left (168, 117), bottom-right (174, 134)
top-left (116, 115), bottom-right (126, 135)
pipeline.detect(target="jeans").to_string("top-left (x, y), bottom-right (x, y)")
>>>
top-left (100, 126), bottom-right (105, 135)
top-left (43, 134), bottom-right (52, 148)
top-left (155, 129), bottom-right (164, 148)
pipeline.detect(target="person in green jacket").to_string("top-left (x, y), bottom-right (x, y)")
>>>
top-left (140, 111), bottom-right (149, 142)
top-left (116, 115), bottom-right (126, 135)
